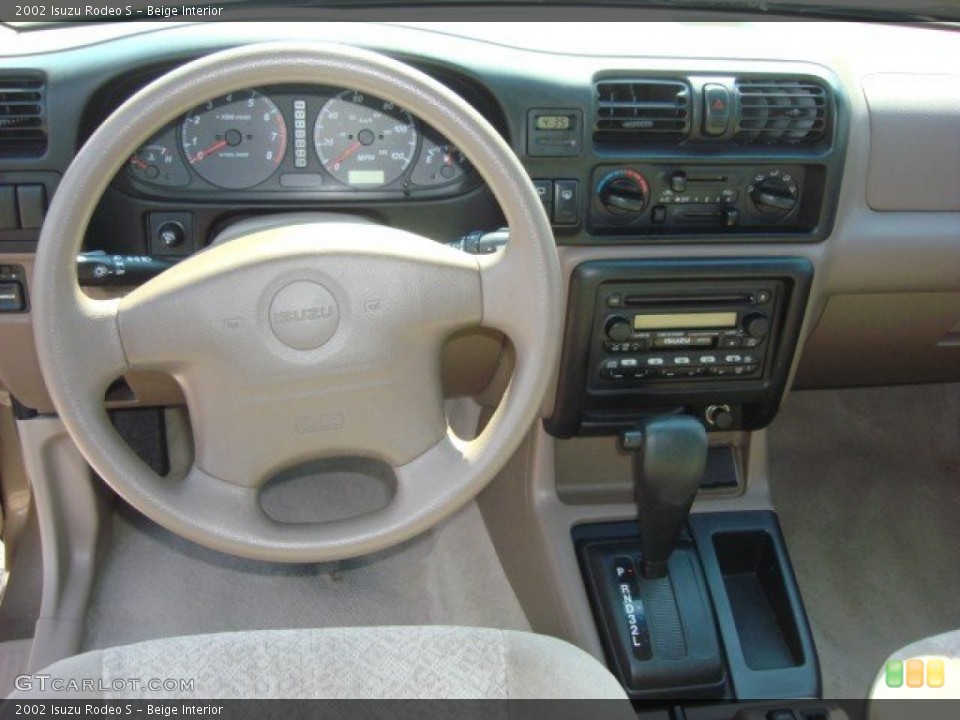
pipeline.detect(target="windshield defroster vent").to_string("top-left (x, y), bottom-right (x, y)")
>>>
top-left (0, 75), bottom-right (47, 158)
top-left (734, 78), bottom-right (828, 145)
top-left (595, 79), bottom-right (691, 143)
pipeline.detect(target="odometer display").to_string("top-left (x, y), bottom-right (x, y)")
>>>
top-left (180, 90), bottom-right (287, 190)
top-left (314, 90), bottom-right (418, 188)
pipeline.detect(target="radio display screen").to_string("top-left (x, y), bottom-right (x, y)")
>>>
top-left (633, 312), bottom-right (738, 331)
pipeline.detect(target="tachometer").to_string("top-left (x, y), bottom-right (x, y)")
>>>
top-left (314, 90), bottom-right (418, 188)
top-left (180, 90), bottom-right (287, 190)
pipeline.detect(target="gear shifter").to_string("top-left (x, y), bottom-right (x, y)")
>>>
top-left (621, 415), bottom-right (707, 579)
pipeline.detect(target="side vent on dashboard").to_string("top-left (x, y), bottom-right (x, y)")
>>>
top-left (594, 79), bottom-right (690, 143)
top-left (734, 78), bottom-right (828, 145)
top-left (0, 75), bottom-right (47, 157)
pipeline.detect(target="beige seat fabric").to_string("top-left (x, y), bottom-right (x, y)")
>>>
top-left (16, 626), bottom-right (630, 700)
top-left (869, 629), bottom-right (960, 701)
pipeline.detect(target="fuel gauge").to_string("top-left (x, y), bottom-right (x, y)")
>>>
top-left (127, 142), bottom-right (190, 188)
top-left (410, 137), bottom-right (469, 187)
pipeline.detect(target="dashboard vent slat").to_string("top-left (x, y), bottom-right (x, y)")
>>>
top-left (0, 76), bottom-right (47, 157)
top-left (734, 78), bottom-right (828, 145)
top-left (594, 79), bottom-right (691, 142)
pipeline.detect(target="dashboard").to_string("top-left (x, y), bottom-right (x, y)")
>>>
top-left (1, 18), bottom-right (960, 420)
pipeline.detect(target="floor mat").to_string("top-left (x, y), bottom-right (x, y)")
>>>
top-left (768, 384), bottom-right (960, 699)
top-left (83, 499), bottom-right (530, 651)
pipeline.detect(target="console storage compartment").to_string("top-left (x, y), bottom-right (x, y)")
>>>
top-left (690, 510), bottom-right (820, 699)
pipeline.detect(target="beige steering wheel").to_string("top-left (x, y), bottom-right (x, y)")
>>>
top-left (32, 42), bottom-right (562, 562)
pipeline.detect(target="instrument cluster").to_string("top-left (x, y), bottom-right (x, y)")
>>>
top-left (122, 85), bottom-right (474, 198)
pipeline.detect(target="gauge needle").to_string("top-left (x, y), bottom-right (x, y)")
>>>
top-left (129, 157), bottom-right (147, 169)
top-left (327, 140), bottom-right (362, 168)
top-left (189, 139), bottom-right (228, 164)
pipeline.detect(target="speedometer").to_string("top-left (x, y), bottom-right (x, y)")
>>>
top-left (180, 90), bottom-right (287, 190)
top-left (314, 90), bottom-right (418, 188)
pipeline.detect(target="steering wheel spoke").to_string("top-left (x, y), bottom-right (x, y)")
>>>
top-left (50, 294), bottom-right (129, 407)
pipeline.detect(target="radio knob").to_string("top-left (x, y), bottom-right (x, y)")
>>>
top-left (605, 315), bottom-right (633, 342)
top-left (744, 313), bottom-right (771, 339)
top-left (749, 176), bottom-right (798, 218)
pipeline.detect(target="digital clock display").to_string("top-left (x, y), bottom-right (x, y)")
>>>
top-left (535, 115), bottom-right (574, 131)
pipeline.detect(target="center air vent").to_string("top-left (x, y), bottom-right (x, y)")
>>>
top-left (734, 78), bottom-right (828, 145)
top-left (0, 75), bottom-right (47, 158)
top-left (595, 79), bottom-right (690, 143)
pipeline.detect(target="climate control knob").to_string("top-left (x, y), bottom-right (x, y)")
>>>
top-left (596, 169), bottom-right (650, 216)
top-left (605, 315), bottom-right (633, 343)
top-left (748, 175), bottom-right (799, 219)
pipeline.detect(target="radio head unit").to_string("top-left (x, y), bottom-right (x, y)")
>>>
top-left (597, 283), bottom-right (778, 386)
top-left (546, 258), bottom-right (813, 437)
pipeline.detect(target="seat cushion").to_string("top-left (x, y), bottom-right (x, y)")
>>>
top-left (15, 626), bottom-right (629, 700)
top-left (869, 629), bottom-right (960, 701)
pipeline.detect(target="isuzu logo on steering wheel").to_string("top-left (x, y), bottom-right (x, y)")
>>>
top-left (268, 280), bottom-right (339, 350)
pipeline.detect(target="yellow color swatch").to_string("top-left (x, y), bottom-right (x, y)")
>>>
top-left (926, 659), bottom-right (945, 688)
top-left (906, 659), bottom-right (924, 688)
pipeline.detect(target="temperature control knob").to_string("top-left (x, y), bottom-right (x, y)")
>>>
top-left (749, 175), bottom-right (799, 219)
top-left (596, 169), bottom-right (650, 216)
top-left (605, 315), bottom-right (633, 343)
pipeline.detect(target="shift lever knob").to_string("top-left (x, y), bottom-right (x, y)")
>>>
top-left (621, 416), bottom-right (707, 579)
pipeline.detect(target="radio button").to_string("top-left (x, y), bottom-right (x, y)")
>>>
top-left (743, 337), bottom-right (762, 348)
top-left (724, 354), bottom-right (743, 364)
top-left (673, 356), bottom-right (692, 365)
top-left (646, 357), bottom-right (665, 366)
top-left (699, 354), bottom-right (718, 365)
top-left (620, 358), bottom-right (639, 368)
top-left (600, 360), bottom-right (624, 381)
top-left (720, 336), bottom-right (742, 349)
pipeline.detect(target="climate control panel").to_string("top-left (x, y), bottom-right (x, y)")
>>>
top-left (589, 164), bottom-right (818, 236)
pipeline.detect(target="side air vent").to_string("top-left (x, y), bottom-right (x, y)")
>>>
top-left (0, 75), bottom-right (47, 157)
top-left (734, 78), bottom-right (828, 145)
top-left (595, 79), bottom-right (690, 142)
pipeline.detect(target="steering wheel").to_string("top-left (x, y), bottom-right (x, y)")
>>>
top-left (32, 43), bottom-right (562, 562)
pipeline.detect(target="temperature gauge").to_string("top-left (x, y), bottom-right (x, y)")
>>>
top-left (127, 142), bottom-right (190, 188)
top-left (410, 137), bottom-right (469, 187)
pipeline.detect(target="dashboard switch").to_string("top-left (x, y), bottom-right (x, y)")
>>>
top-left (158, 222), bottom-right (186, 249)
top-left (149, 212), bottom-right (194, 257)
top-left (553, 179), bottom-right (580, 226)
top-left (703, 84), bottom-right (731, 137)
top-left (0, 281), bottom-right (25, 313)
top-left (0, 186), bottom-right (15, 231)
top-left (533, 179), bottom-right (553, 209)
top-left (16, 184), bottom-right (46, 230)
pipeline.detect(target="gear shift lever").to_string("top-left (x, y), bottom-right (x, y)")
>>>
top-left (621, 416), bottom-right (707, 579)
